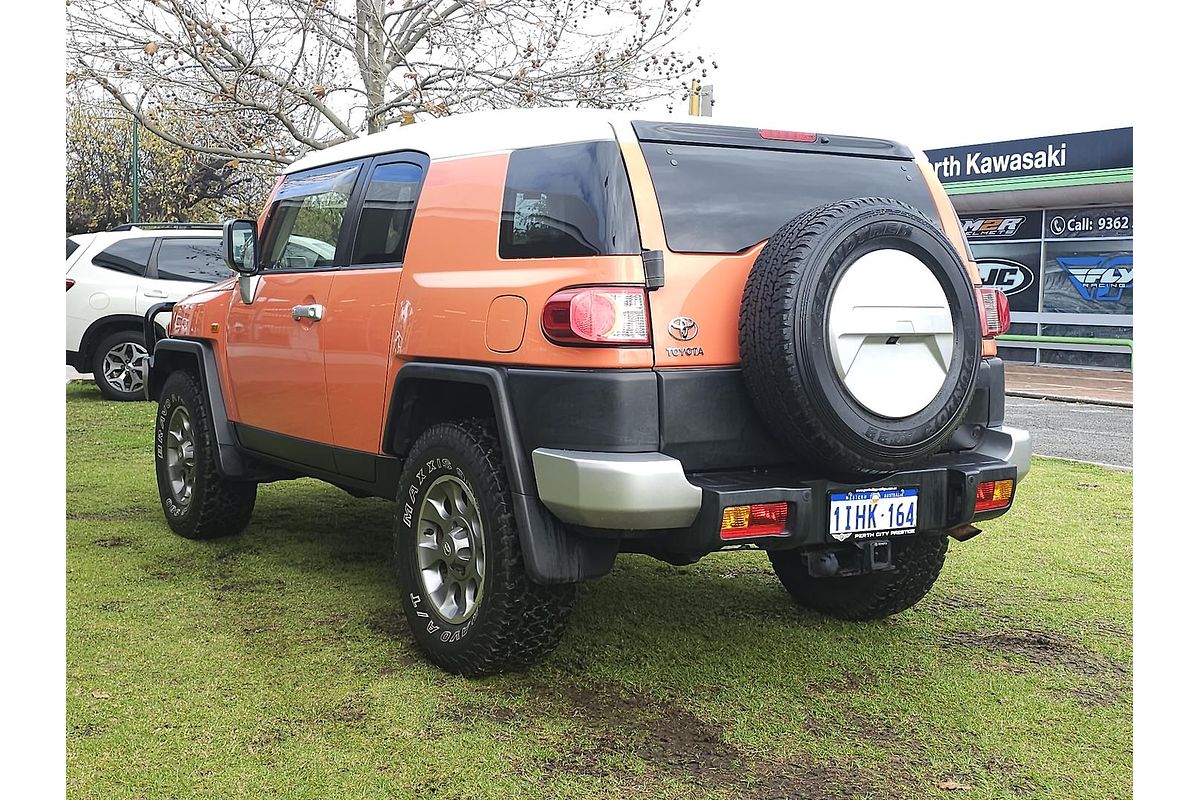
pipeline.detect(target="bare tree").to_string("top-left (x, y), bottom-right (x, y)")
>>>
top-left (67, 0), bottom-right (711, 165)
top-left (66, 91), bottom-right (277, 233)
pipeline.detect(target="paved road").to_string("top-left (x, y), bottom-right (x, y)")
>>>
top-left (1004, 396), bottom-right (1132, 470)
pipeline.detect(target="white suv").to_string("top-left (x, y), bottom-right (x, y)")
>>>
top-left (66, 225), bottom-right (230, 400)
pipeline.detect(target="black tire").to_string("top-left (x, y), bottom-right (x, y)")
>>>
top-left (739, 197), bottom-right (981, 478)
top-left (393, 420), bottom-right (575, 676)
top-left (769, 535), bottom-right (948, 620)
top-left (154, 370), bottom-right (257, 540)
top-left (92, 329), bottom-right (151, 401)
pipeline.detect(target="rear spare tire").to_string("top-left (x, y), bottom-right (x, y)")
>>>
top-left (739, 197), bottom-right (980, 477)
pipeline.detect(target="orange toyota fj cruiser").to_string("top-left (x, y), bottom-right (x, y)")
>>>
top-left (146, 110), bottom-right (1031, 675)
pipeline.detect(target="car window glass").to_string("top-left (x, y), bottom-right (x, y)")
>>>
top-left (640, 143), bottom-right (942, 253)
top-left (350, 162), bottom-right (423, 266)
top-left (155, 238), bottom-right (231, 283)
top-left (92, 238), bottom-right (154, 276)
top-left (500, 140), bottom-right (640, 259)
top-left (67, 238), bottom-right (80, 260)
top-left (261, 163), bottom-right (360, 270)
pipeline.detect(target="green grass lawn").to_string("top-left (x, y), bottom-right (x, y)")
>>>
top-left (66, 382), bottom-right (1131, 799)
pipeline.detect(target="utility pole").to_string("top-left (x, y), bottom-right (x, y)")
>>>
top-left (131, 96), bottom-right (145, 225)
top-left (688, 80), bottom-right (714, 117)
top-left (130, 115), bottom-right (140, 225)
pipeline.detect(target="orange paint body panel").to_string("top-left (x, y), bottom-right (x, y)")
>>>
top-left (324, 268), bottom-right (405, 453)
top-left (394, 154), bottom-right (651, 370)
top-left (225, 272), bottom-right (335, 443)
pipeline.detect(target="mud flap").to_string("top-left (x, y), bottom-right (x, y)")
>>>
top-left (511, 492), bottom-right (619, 584)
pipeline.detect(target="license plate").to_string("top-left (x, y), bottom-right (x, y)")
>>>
top-left (828, 487), bottom-right (918, 541)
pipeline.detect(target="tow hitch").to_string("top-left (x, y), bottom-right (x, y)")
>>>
top-left (806, 539), bottom-right (894, 578)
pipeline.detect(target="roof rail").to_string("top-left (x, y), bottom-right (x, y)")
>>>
top-left (109, 222), bottom-right (223, 232)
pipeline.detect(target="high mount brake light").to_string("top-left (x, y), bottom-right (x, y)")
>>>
top-left (759, 129), bottom-right (818, 143)
top-left (976, 287), bottom-right (1011, 338)
top-left (542, 287), bottom-right (650, 345)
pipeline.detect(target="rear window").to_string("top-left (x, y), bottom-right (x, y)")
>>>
top-left (639, 143), bottom-right (941, 253)
top-left (92, 238), bottom-right (154, 276)
top-left (156, 238), bottom-right (230, 283)
top-left (500, 141), bottom-right (640, 259)
top-left (67, 238), bottom-right (81, 260)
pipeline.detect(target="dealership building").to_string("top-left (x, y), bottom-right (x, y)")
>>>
top-left (925, 127), bottom-right (1132, 370)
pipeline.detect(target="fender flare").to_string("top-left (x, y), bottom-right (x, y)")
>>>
top-left (148, 338), bottom-right (272, 481)
top-left (385, 362), bottom-right (617, 584)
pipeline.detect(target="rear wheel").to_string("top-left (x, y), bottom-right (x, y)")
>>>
top-left (154, 370), bottom-right (257, 540)
top-left (393, 420), bottom-right (575, 676)
top-left (93, 330), bottom-right (149, 401)
top-left (769, 535), bottom-right (949, 620)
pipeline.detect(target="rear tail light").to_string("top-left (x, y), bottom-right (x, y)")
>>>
top-left (66, 278), bottom-right (75, 291)
top-left (720, 502), bottom-right (790, 539)
top-left (975, 479), bottom-right (1014, 513)
top-left (759, 129), bottom-right (818, 143)
top-left (542, 287), bottom-right (650, 345)
top-left (976, 287), bottom-right (1011, 338)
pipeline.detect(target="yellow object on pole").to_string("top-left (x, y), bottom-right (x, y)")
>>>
top-left (688, 79), bottom-right (701, 116)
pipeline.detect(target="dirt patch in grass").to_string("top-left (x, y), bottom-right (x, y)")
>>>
top-left (92, 536), bottom-right (135, 548)
top-left (365, 607), bottom-right (409, 640)
top-left (942, 628), bottom-right (1124, 678)
top-left (519, 681), bottom-right (915, 800)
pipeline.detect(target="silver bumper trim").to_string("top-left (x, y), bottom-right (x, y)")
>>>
top-left (531, 448), bottom-right (702, 529)
top-left (977, 425), bottom-right (1033, 482)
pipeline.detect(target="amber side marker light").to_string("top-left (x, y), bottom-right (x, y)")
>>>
top-left (975, 480), bottom-right (1014, 513)
top-left (720, 502), bottom-right (789, 540)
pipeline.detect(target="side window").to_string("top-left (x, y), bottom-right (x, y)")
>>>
top-left (261, 162), bottom-right (361, 271)
top-left (350, 162), bottom-right (424, 266)
top-left (67, 238), bottom-right (80, 260)
top-left (91, 238), bottom-right (154, 276)
top-left (499, 140), bottom-right (640, 259)
top-left (155, 238), bottom-right (231, 284)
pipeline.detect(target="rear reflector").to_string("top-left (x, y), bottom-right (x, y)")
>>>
top-left (975, 479), bottom-right (1014, 513)
top-left (977, 287), bottom-right (1011, 338)
top-left (720, 502), bottom-right (789, 539)
top-left (66, 278), bottom-right (75, 291)
top-left (759, 129), bottom-right (818, 143)
top-left (542, 286), bottom-right (650, 345)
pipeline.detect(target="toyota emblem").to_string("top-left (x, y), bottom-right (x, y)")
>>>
top-left (668, 316), bottom-right (698, 341)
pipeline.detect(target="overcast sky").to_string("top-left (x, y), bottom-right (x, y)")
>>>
top-left (646, 0), bottom-right (1133, 155)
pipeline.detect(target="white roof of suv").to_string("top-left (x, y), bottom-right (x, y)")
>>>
top-left (285, 108), bottom-right (743, 174)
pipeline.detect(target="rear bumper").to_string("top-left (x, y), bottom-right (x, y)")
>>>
top-left (532, 424), bottom-right (1030, 549)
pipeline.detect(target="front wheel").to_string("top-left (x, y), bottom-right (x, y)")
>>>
top-left (769, 534), bottom-right (949, 620)
top-left (154, 370), bottom-right (257, 540)
top-left (393, 420), bottom-right (575, 676)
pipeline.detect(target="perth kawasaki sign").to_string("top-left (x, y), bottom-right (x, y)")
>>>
top-left (926, 128), bottom-right (1132, 183)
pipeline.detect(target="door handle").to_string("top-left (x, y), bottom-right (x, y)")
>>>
top-left (143, 290), bottom-right (169, 299)
top-left (291, 303), bottom-right (325, 322)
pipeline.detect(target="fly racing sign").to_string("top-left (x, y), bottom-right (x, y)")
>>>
top-left (926, 128), bottom-right (1131, 184)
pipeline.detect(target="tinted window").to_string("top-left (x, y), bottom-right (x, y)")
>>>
top-left (350, 162), bottom-right (423, 265)
top-left (500, 141), bottom-right (640, 259)
top-left (67, 238), bottom-right (80, 260)
top-left (156, 238), bottom-right (231, 283)
top-left (261, 163), bottom-right (361, 270)
top-left (640, 143), bottom-right (941, 253)
top-left (92, 238), bottom-right (154, 276)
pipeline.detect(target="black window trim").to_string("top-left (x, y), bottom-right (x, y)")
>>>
top-left (257, 158), bottom-right (371, 275)
top-left (343, 150), bottom-right (431, 270)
